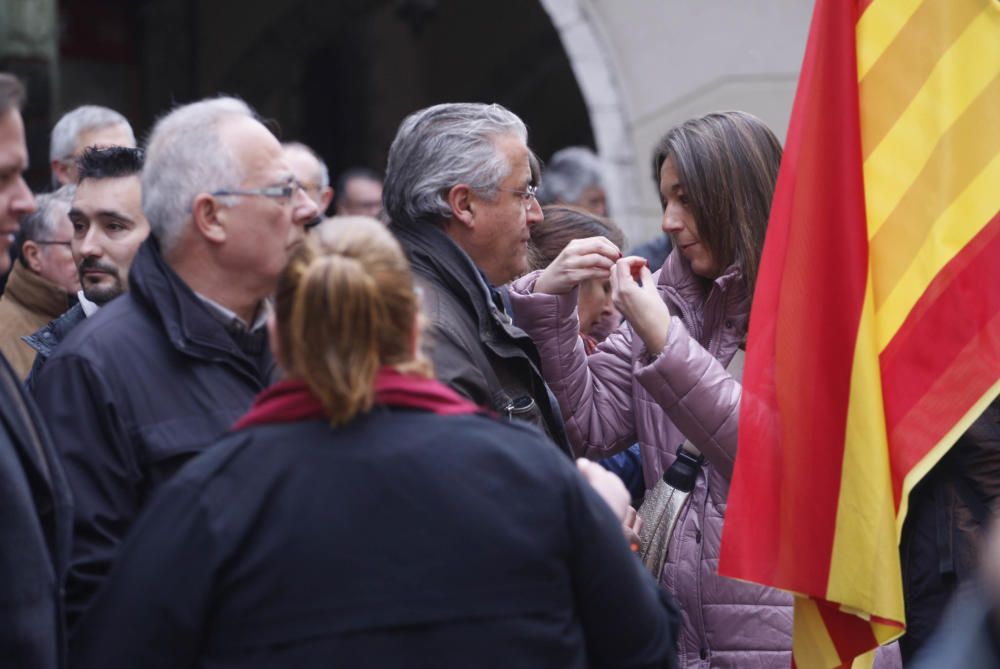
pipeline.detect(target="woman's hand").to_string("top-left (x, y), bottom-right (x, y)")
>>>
top-left (610, 256), bottom-right (672, 354)
top-left (533, 236), bottom-right (621, 295)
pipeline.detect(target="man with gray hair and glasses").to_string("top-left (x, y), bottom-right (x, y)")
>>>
top-left (32, 96), bottom-right (317, 626)
top-left (384, 102), bottom-right (569, 453)
top-left (0, 186), bottom-right (77, 377)
top-left (49, 105), bottom-right (135, 187)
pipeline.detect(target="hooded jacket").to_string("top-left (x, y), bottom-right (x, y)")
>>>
top-left (31, 237), bottom-right (277, 627)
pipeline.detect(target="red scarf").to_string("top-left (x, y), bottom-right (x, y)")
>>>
top-left (232, 367), bottom-right (485, 431)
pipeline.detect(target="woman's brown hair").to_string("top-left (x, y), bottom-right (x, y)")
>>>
top-left (527, 205), bottom-right (626, 271)
top-left (651, 111), bottom-right (782, 302)
top-left (274, 218), bottom-right (430, 425)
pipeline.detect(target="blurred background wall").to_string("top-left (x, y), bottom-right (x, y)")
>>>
top-left (0, 0), bottom-right (811, 244)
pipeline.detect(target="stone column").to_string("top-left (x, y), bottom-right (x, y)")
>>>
top-left (0, 0), bottom-right (58, 190)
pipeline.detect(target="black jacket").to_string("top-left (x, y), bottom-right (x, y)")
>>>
top-left (0, 353), bottom-right (73, 668)
top-left (899, 398), bottom-right (1000, 661)
top-left (392, 222), bottom-right (571, 454)
top-left (31, 237), bottom-right (278, 627)
top-left (71, 404), bottom-right (678, 669)
top-left (23, 301), bottom-right (87, 391)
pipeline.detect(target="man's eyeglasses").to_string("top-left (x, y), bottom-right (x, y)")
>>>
top-left (210, 178), bottom-right (304, 203)
top-left (498, 184), bottom-right (538, 204)
top-left (479, 184), bottom-right (538, 209)
top-left (34, 240), bottom-right (73, 247)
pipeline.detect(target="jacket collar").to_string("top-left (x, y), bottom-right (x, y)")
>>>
top-left (657, 248), bottom-right (750, 346)
top-left (22, 302), bottom-right (87, 357)
top-left (393, 221), bottom-right (535, 341)
top-left (391, 221), bottom-right (492, 313)
top-left (657, 247), bottom-right (745, 304)
top-left (232, 367), bottom-right (485, 431)
top-left (2, 262), bottom-right (70, 320)
top-left (128, 236), bottom-right (273, 371)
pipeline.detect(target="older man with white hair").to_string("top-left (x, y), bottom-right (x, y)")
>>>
top-left (49, 105), bottom-right (135, 187)
top-left (32, 96), bottom-right (317, 626)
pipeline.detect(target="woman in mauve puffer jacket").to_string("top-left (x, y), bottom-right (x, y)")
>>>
top-left (509, 112), bottom-right (900, 668)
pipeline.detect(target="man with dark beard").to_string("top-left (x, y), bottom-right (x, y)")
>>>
top-left (23, 146), bottom-right (148, 383)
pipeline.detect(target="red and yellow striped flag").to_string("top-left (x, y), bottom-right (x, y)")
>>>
top-left (718, 0), bottom-right (1000, 667)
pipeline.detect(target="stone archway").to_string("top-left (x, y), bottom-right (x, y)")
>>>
top-left (538, 0), bottom-right (813, 245)
top-left (538, 0), bottom-right (644, 242)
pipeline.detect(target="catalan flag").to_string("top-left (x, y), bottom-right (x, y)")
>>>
top-left (718, 0), bottom-right (1000, 667)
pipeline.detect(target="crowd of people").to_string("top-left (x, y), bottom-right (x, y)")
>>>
top-left (0, 69), bottom-right (995, 668)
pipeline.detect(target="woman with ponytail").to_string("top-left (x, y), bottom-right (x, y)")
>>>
top-left (70, 218), bottom-right (679, 669)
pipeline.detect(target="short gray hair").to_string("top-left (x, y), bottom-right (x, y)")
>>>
top-left (383, 102), bottom-right (528, 227)
top-left (49, 105), bottom-right (135, 162)
top-left (536, 146), bottom-right (604, 206)
top-left (142, 97), bottom-right (255, 254)
top-left (282, 141), bottom-right (329, 189)
top-left (16, 185), bottom-right (75, 263)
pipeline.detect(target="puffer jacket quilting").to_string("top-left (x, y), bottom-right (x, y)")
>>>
top-left (509, 250), bottom-right (793, 668)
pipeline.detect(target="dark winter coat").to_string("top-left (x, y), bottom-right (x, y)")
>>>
top-left (899, 398), bottom-right (1000, 660)
top-left (71, 380), bottom-right (679, 669)
top-left (392, 221), bottom-right (571, 454)
top-left (31, 237), bottom-right (278, 627)
top-left (0, 353), bottom-right (73, 668)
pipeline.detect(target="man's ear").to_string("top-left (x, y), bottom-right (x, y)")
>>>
top-left (319, 186), bottom-right (334, 215)
top-left (21, 241), bottom-right (43, 273)
top-left (190, 193), bottom-right (228, 244)
top-left (51, 159), bottom-right (71, 186)
top-left (446, 184), bottom-right (475, 229)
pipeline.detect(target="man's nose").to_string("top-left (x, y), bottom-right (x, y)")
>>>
top-left (11, 175), bottom-right (36, 218)
top-left (526, 196), bottom-right (543, 224)
top-left (292, 186), bottom-right (319, 225)
top-left (77, 227), bottom-right (104, 257)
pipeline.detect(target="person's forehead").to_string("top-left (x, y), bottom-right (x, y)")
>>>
top-left (51, 200), bottom-right (74, 229)
top-left (73, 175), bottom-right (142, 212)
top-left (345, 176), bottom-right (381, 197)
top-left (283, 147), bottom-right (321, 183)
